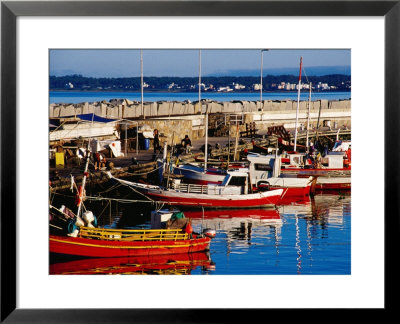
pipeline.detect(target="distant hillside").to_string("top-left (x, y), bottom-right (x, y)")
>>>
top-left (205, 66), bottom-right (351, 77)
top-left (50, 74), bottom-right (351, 91)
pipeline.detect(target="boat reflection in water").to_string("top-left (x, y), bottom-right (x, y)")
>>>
top-left (50, 251), bottom-right (215, 275)
top-left (278, 190), bottom-right (350, 224)
top-left (185, 208), bottom-right (283, 248)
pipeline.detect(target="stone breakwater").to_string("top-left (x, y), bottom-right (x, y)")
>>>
top-left (49, 98), bottom-right (351, 119)
top-left (49, 99), bottom-right (351, 143)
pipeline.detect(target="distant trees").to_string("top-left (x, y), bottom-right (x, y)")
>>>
top-left (49, 74), bottom-right (351, 91)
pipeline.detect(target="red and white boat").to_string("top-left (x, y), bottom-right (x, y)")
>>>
top-left (109, 171), bottom-right (284, 209)
top-left (279, 151), bottom-right (351, 190)
top-left (246, 153), bottom-right (314, 199)
top-left (173, 153), bottom-right (314, 203)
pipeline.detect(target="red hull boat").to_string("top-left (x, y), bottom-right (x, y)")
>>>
top-left (50, 227), bottom-right (211, 258)
top-left (110, 172), bottom-right (284, 209)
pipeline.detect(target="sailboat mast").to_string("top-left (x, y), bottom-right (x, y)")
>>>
top-left (141, 49), bottom-right (144, 119)
top-left (76, 147), bottom-right (90, 218)
top-left (76, 112), bottom-right (96, 218)
top-left (200, 49), bottom-right (208, 171)
top-left (306, 82), bottom-right (312, 153)
top-left (260, 49), bottom-right (263, 104)
top-left (199, 49), bottom-right (202, 114)
top-left (293, 56), bottom-right (303, 152)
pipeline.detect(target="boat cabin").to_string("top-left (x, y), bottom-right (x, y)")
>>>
top-left (208, 170), bottom-right (250, 195)
top-left (246, 153), bottom-right (281, 184)
top-left (171, 170), bottom-right (252, 195)
top-left (281, 151), bottom-right (348, 169)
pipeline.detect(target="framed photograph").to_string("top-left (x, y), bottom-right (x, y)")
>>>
top-left (1, 0), bottom-right (398, 321)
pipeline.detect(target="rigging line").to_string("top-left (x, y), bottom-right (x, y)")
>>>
top-left (95, 200), bottom-right (111, 222)
top-left (49, 119), bottom-right (68, 133)
top-left (114, 181), bottom-right (155, 202)
top-left (84, 196), bottom-right (156, 204)
top-left (93, 182), bottom-right (122, 194)
top-left (49, 187), bottom-right (57, 205)
top-left (114, 164), bottom-right (164, 177)
top-left (50, 120), bottom-right (87, 140)
top-left (302, 67), bottom-right (315, 97)
top-left (50, 204), bottom-right (77, 218)
top-left (155, 202), bottom-right (166, 212)
top-left (50, 192), bottom-right (75, 199)
top-left (84, 195), bottom-right (212, 206)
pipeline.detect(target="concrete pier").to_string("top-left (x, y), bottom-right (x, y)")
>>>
top-left (50, 98), bottom-right (351, 143)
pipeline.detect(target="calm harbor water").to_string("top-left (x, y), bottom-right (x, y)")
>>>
top-left (50, 91), bottom-right (351, 104)
top-left (50, 192), bottom-right (351, 275)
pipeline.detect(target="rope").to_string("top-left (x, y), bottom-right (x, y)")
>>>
top-left (94, 200), bottom-right (111, 222)
top-left (113, 179), bottom-right (155, 202)
top-left (84, 196), bottom-right (156, 204)
top-left (93, 182), bottom-right (123, 194)
top-left (50, 204), bottom-right (77, 218)
top-left (50, 191), bottom-right (212, 207)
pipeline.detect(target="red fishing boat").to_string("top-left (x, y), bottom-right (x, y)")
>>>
top-left (109, 171), bottom-right (284, 208)
top-left (279, 149), bottom-right (351, 190)
top-left (172, 154), bottom-right (314, 203)
top-left (50, 226), bottom-right (211, 258)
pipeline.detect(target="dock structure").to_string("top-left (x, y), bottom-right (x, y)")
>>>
top-left (49, 161), bottom-right (158, 192)
top-left (49, 98), bottom-right (351, 145)
top-left (49, 98), bottom-right (351, 190)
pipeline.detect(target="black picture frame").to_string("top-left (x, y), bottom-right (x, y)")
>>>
top-left (1, 0), bottom-right (398, 322)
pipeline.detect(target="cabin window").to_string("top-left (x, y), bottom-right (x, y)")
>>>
top-left (291, 156), bottom-right (301, 164)
top-left (254, 163), bottom-right (272, 171)
top-left (228, 176), bottom-right (247, 187)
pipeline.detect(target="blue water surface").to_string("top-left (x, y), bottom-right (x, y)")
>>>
top-left (50, 91), bottom-right (351, 104)
top-left (188, 193), bottom-right (351, 275)
top-left (50, 192), bottom-right (350, 275)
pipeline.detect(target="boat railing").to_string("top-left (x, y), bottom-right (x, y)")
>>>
top-left (79, 227), bottom-right (189, 241)
top-left (173, 183), bottom-right (209, 194)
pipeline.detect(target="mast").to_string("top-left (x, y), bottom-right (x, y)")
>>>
top-left (233, 120), bottom-right (239, 161)
top-left (260, 49), bottom-right (269, 111)
top-left (199, 49), bottom-right (202, 114)
top-left (204, 110), bottom-right (208, 170)
top-left (76, 145), bottom-right (90, 218)
top-left (306, 82), bottom-right (312, 153)
top-left (76, 112), bottom-right (95, 218)
top-left (141, 49), bottom-right (144, 119)
top-left (260, 49), bottom-right (263, 104)
top-left (199, 49), bottom-right (208, 171)
top-left (293, 56), bottom-right (303, 152)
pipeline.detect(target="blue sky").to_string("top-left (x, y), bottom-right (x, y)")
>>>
top-left (50, 49), bottom-right (351, 77)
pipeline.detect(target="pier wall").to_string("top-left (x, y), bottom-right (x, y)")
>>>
top-left (50, 99), bottom-right (351, 141)
top-left (135, 117), bottom-right (205, 146)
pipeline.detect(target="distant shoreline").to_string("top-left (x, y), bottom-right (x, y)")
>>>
top-left (49, 89), bottom-right (351, 93)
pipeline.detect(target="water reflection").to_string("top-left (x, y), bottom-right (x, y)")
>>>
top-left (49, 192), bottom-right (350, 275)
top-left (50, 252), bottom-right (214, 275)
top-left (277, 192), bottom-right (351, 274)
